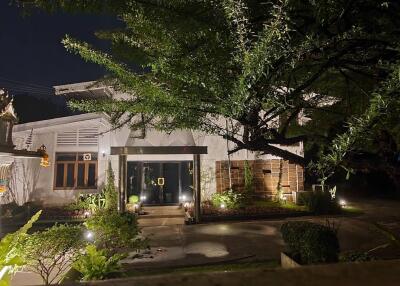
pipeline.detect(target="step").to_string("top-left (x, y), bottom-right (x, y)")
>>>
top-left (140, 206), bottom-right (185, 219)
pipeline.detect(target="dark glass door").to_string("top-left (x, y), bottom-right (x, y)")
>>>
top-left (163, 163), bottom-right (180, 204)
top-left (143, 163), bottom-right (162, 205)
top-left (127, 161), bottom-right (192, 205)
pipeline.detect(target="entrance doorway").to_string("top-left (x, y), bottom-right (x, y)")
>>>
top-left (127, 161), bottom-right (193, 205)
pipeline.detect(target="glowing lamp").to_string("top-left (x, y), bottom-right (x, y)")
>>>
top-left (38, 145), bottom-right (50, 167)
top-left (84, 230), bottom-right (94, 241)
top-left (220, 203), bottom-right (226, 209)
top-left (339, 199), bottom-right (347, 207)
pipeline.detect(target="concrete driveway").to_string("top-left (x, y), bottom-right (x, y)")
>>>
top-left (124, 213), bottom-right (398, 269)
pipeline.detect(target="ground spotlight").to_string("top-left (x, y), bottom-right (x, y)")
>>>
top-left (84, 230), bottom-right (94, 241)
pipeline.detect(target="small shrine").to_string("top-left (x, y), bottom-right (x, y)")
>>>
top-left (0, 88), bottom-right (48, 194)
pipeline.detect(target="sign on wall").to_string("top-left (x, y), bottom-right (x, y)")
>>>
top-left (83, 153), bottom-right (92, 161)
top-left (0, 163), bottom-right (12, 194)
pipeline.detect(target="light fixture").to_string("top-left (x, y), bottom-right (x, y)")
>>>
top-left (180, 194), bottom-right (187, 202)
top-left (84, 230), bottom-right (94, 241)
top-left (220, 203), bottom-right (226, 209)
top-left (339, 199), bottom-right (347, 207)
top-left (38, 145), bottom-right (50, 167)
top-left (140, 195), bottom-right (146, 201)
top-left (102, 150), bottom-right (106, 157)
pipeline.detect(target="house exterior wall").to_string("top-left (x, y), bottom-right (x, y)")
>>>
top-left (215, 159), bottom-right (304, 200)
top-left (8, 114), bottom-right (304, 206)
top-left (8, 116), bottom-right (115, 206)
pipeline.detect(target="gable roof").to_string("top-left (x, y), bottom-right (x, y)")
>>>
top-left (13, 112), bottom-right (110, 134)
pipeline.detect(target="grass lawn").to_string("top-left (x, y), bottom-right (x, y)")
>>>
top-left (124, 260), bottom-right (279, 277)
top-left (341, 206), bottom-right (364, 215)
top-left (252, 200), bottom-right (307, 212)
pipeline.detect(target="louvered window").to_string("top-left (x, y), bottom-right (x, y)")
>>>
top-left (57, 128), bottom-right (98, 146)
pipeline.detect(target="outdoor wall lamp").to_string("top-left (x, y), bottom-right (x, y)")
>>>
top-left (38, 144), bottom-right (50, 168)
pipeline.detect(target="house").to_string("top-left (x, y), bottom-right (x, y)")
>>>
top-left (6, 82), bottom-right (305, 220)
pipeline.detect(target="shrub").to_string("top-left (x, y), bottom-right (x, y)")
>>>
top-left (340, 251), bottom-right (374, 262)
top-left (16, 224), bottom-right (85, 285)
top-left (0, 211), bottom-right (41, 286)
top-left (244, 160), bottom-right (254, 194)
top-left (84, 210), bottom-right (147, 252)
top-left (104, 161), bottom-right (118, 211)
top-left (73, 245), bottom-right (125, 281)
top-left (280, 221), bottom-right (340, 264)
top-left (64, 199), bottom-right (90, 212)
top-left (211, 190), bottom-right (244, 209)
top-left (128, 195), bottom-right (139, 204)
top-left (300, 190), bottom-right (341, 214)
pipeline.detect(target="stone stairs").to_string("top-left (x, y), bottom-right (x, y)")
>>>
top-left (138, 205), bottom-right (185, 226)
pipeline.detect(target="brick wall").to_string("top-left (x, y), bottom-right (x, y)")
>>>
top-left (215, 159), bottom-right (304, 199)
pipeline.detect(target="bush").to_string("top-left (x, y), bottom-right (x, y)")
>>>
top-left (73, 245), bottom-right (125, 281)
top-left (17, 224), bottom-right (84, 285)
top-left (64, 199), bottom-right (90, 212)
top-left (0, 211), bottom-right (41, 286)
top-left (340, 251), bottom-right (374, 262)
top-left (300, 190), bottom-right (341, 214)
top-left (1, 202), bottom-right (24, 217)
top-left (84, 210), bottom-right (147, 252)
top-left (280, 221), bottom-right (340, 264)
top-left (211, 190), bottom-right (244, 209)
top-left (104, 161), bottom-right (118, 211)
top-left (128, 195), bottom-right (139, 204)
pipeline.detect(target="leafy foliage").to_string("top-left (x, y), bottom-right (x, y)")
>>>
top-left (84, 209), bottom-right (147, 251)
top-left (340, 251), bottom-right (374, 262)
top-left (243, 160), bottom-right (254, 194)
top-left (22, 0), bottom-right (400, 183)
top-left (104, 161), bottom-right (118, 211)
top-left (73, 245), bottom-right (125, 281)
top-left (211, 190), bottom-right (244, 209)
top-left (299, 190), bottom-right (341, 214)
top-left (16, 224), bottom-right (84, 285)
top-left (128, 195), bottom-right (139, 204)
top-left (0, 211), bottom-right (41, 286)
top-left (281, 221), bottom-right (340, 264)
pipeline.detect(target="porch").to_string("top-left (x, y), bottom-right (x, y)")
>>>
top-left (111, 146), bottom-right (208, 223)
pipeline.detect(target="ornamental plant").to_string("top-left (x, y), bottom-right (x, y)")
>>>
top-left (211, 190), bottom-right (244, 209)
top-left (300, 190), bottom-right (341, 215)
top-left (0, 211), bottom-right (41, 286)
top-left (104, 161), bottom-right (118, 211)
top-left (73, 245), bottom-right (125, 281)
top-left (281, 221), bottom-right (340, 264)
top-left (84, 209), bottom-right (148, 252)
top-left (16, 224), bottom-right (85, 285)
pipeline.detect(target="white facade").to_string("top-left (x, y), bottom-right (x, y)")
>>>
top-left (1, 81), bottom-right (304, 206)
top-left (3, 111), bottom-right (304, 206)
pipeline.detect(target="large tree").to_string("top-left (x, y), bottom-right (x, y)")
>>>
top-left (19, 0), bottom-right (400, 183)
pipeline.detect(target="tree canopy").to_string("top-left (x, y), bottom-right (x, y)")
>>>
top-left (19, 0), bottom-right (400, 183)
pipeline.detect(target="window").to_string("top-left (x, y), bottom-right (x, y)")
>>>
top-left (54, 153), bottom-right (98, 189)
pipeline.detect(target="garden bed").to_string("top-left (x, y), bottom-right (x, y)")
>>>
top-left (198, 200), bottom-right (311, 222)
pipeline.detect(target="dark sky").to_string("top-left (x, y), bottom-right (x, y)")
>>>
top-left (0, 1), bottom-right (119, 122)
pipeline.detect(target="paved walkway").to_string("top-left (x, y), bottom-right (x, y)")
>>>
top-left (11, 198), bottom-right (400, 285)
top-left (124, 198), bottom-right (400, 269)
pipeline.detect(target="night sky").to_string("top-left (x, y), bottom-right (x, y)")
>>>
top-left (0, 1), bottom-right (119, 122)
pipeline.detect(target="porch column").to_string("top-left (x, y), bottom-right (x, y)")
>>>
top-left (193, 154), bottom-right (201, 223)
top-left (118, 154), bottom-right (127, 213)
